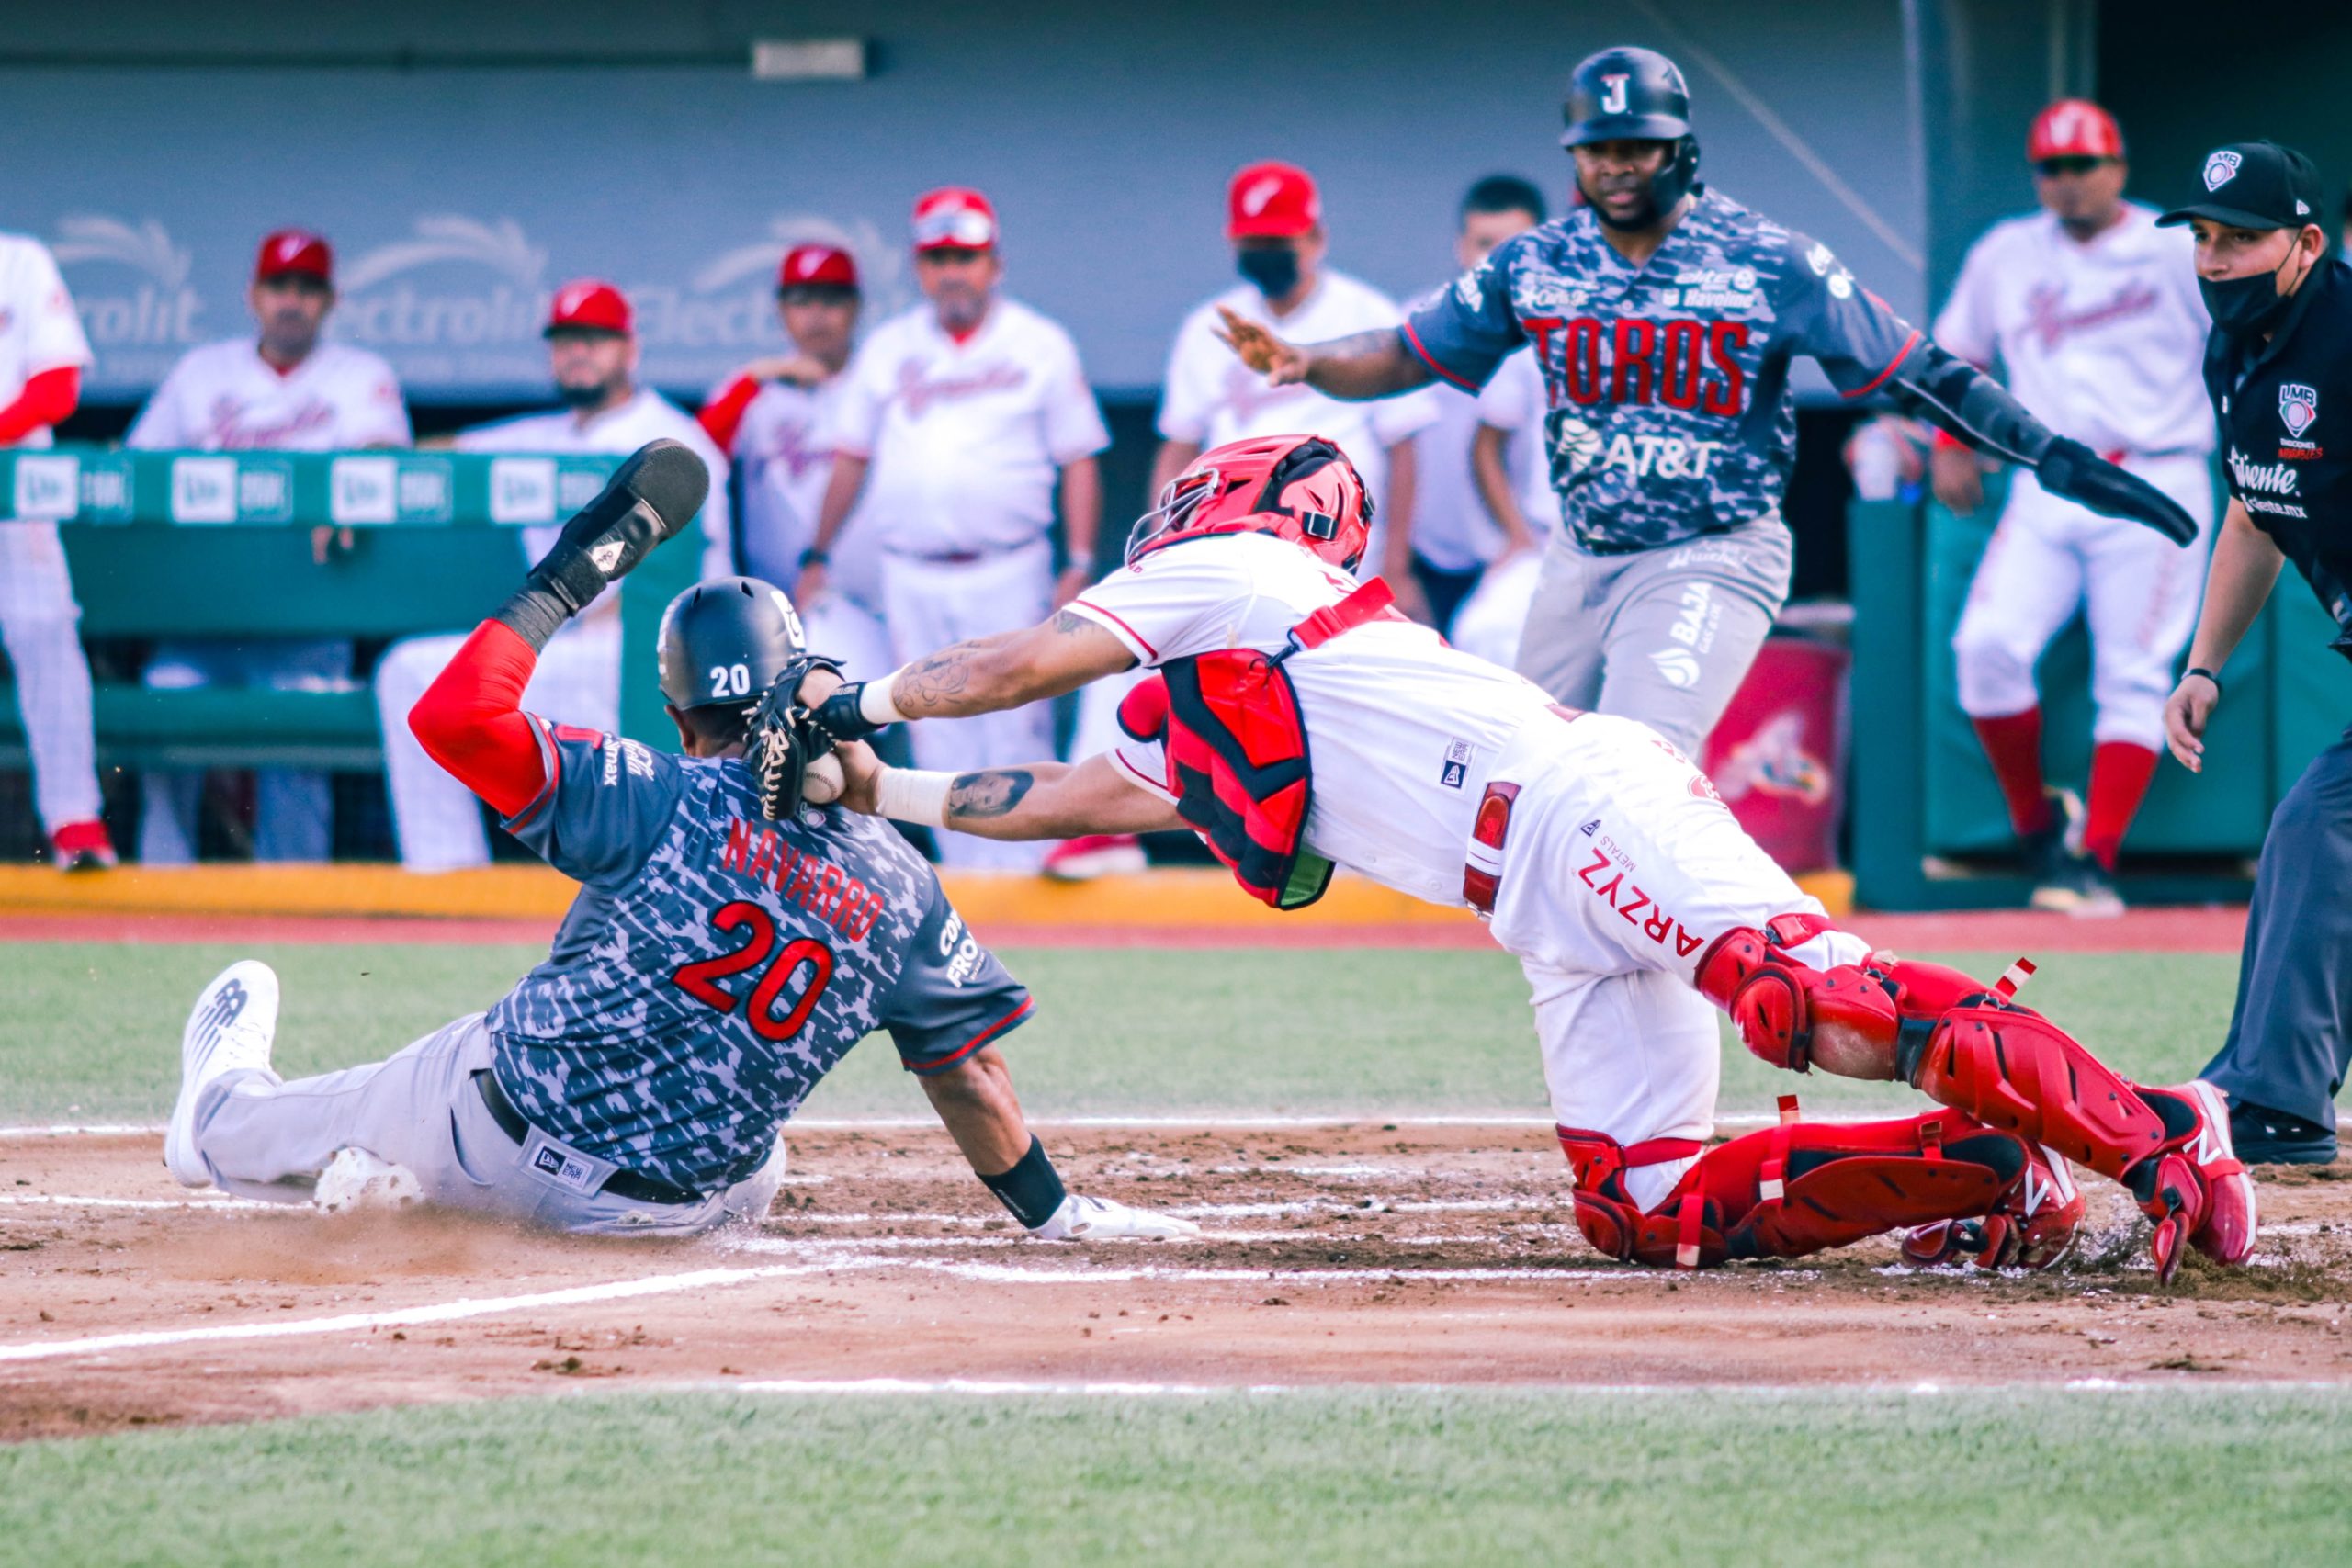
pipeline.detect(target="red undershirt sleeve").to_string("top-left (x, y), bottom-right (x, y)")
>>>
top-left (0, 366), bottom-right (81, 446)
top-left (408, 619), bottom-right (550, 818)
top-left (695, 375), bottom-right (760, 452)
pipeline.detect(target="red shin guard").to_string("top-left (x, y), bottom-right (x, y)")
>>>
top-left (1910, 1004), bottom-right (2171, 1183)
top-left (1558, 1105), bottom-right (2045, 1270)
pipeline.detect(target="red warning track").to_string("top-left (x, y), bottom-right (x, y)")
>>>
top-left (0, 906), bottom-right (2247, 952)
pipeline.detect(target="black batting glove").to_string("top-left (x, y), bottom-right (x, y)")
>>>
top-left (495, 438), bottom-right (711, 650)
top-left (2035, 438), bottom-right (2197, 547)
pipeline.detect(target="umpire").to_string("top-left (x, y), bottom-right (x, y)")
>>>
top-left (2159, 141), bottom-right (2345, 1164)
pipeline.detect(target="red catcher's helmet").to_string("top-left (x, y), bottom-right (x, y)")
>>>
top-left (1126, 434), bottom-right (1374, 571)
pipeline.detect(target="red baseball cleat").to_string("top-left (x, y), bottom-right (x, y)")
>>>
top-left (1042, 833), bottom-right (1147, 882)
top-left (1902, 1142), bottom-right (2084, 1271)
top-left (50, 818), bottom-right (118, 872)
top-left (2132, 1079), bottom-right (2258, 1281)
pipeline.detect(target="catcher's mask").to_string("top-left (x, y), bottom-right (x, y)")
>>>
top-left (1126, 434), bottom-right (1374, 572)
top-left (1561, 45), bottom-right (1702, 229)
top-left (657, 575), bottom-right (809, 716)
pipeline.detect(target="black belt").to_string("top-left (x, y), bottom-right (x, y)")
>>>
top-left (471, 1070), bottom-right (703, 1206)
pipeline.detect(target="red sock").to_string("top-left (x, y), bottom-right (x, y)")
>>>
top-left (1972, 708), bottom-right (2052, 837)
top-left (2084, 741), bottom-right (2159, 871)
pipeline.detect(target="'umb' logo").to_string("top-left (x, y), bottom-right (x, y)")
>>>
top-left (2203, 150), bottom-right (2243, 191)
top-left (2280, 382), bottom-right (2319, 438)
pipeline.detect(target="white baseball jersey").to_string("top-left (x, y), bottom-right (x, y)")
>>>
top-left (0, 232), bottom-right (93, 458)
top-left (1934, 203), bottom-right (2211, 457)
top-left (1159, 272), bottom-right (1438, 510)
top-left (826, 299), bottom-right (1108, 556)
top-left (717, 375), bottom-right (879, 604)
top-left (126, 338), bottom-right (411, 452)
top-left (1073, 532), bottom-right (1555, 907)
top-left (457, 389), bottom-right (734, 590)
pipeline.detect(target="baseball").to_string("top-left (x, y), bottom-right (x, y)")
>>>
top-left (802, 750), bottom-right (846, 806)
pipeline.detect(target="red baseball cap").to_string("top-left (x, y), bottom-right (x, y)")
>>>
top-left (1227, 162), bottom-right (1320, 238)
top-left (254, 229), bottom-right (333, 284)
top-left (911, 187), bottom-right (998, 253)
top-left (777, 243), bottom-right (859, 291)
top-left (544, 278), bottom-right (633, 336)
top-left (2029, 99), bottom-right (2124, 162)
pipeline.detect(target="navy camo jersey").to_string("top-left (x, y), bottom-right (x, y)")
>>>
top-left (483, 720), bottom-right (1032, 1191)
top-left (1404, 188), bottom-right (1921, 550)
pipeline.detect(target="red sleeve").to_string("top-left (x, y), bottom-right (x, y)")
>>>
top-left (408, 620), bottom-right (552, 818)
top-left (0, 366), bottom-right (80, 446)
top-left (695, 375), bottom-right (760, 452)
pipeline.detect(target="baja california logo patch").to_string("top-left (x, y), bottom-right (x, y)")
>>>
top-left (2203, 150), bottom-right (2243, 191)
top-left (2280, 382), bottom-right (2319, 437)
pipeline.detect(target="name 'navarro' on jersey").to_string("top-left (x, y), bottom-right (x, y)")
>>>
top-left (1404, 188), bottom-right (1923, 552)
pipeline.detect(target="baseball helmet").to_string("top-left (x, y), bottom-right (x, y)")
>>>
top-left (657, 575), bottom-right (810, 712)
top-left (1127, 434), bottom-right (1373, 572)
top-left (1561, 46), bottom-right (1702, 225)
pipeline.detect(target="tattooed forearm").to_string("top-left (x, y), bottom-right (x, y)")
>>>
top-left (893, 641), bottom-right (985, 713)
top-left (1303, 328), bottom-right (1435, 399)
top-left (947, 769), bottom-right (1035, 820)
top-left (1049, 610), bottom-right (1092, 635)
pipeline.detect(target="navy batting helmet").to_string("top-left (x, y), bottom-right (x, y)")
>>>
top-left (657, 575), bottom-right (809, 712)
top-left (1561, 47), bottom-right (1702, 226)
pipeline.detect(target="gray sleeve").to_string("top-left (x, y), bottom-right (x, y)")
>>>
top-left (880, 878), bottom-right (1035, 1074)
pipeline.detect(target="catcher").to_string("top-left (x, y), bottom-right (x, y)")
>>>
top-left (794, 433), bottom-right (2256, 1278)
top-left (164, 440), bottom-right (1194, 1243)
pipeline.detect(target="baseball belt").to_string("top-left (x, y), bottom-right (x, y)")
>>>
top-left (471, 1070), bottom-right (704, 1206)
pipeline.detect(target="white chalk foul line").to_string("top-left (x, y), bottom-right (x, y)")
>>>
top-left (0, 1193), bottom-right (277, 1212)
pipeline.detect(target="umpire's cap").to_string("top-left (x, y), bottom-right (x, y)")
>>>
top-left (657, 576), bottom-right (809, 711)
top-left (2156, 141), bottom-right (2323, 231)
top-left (1562, 47), bottom-right (1692, 148)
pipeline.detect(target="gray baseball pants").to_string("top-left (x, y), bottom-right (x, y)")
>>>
top-left (1513, 519), bottom-right (1793, 755)
top-left (2201, 729), bottom-right (2352, 1134)
top-left (187, 1013), bottom-right (786, 1235)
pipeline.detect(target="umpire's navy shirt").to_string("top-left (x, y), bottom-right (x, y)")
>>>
top-left (2206, 255), bottom-right (2352, 658)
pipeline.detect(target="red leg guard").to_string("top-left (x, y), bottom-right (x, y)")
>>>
top-left (1557, 1109), bottom-right (2034, 1269)
top-left (1912, 1005), bottom-right (2171, 1184)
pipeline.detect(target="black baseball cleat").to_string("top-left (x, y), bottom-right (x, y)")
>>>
top-left (2229, 1100), bottom-right (2338, 1166)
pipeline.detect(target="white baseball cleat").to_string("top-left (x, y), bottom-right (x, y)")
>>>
top-left (163, 960), bottom-right (281, 1189)
top-left (1029, 1193), bottom-right (1202, 1241)
top-left (313, 1148), bottom-right (424, 1214)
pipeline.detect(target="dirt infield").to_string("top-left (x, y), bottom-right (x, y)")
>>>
top-left (2, 1122), bottom-right (2342, 1440)
top-left (0, 905), bottom-right (2251, 952)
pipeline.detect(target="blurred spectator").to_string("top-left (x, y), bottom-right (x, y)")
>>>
top-left (697, 243), bottom-right (888, 678)
top-left (0, 225), bottom-right (109, 868)
top-left (373, 280), bottom-right (730, 872)
top-left (794, 187), bottom-right (1109, 874)
top-left (1157, 161), bottom-right (1437, 613)
top-left (1408, 175), bottom-right (1549, 644)
top-left (125, 230), bottom-right (411, 863)
top-left (1937, 101), bottom-right (2212, 914)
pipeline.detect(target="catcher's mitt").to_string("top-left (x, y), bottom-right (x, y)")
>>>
top-left (743, 653), bottom-right (845, 819)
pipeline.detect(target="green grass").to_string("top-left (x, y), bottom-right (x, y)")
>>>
top-left (1, 943), bottom-right (2265, 1124)
top-left (5, 1386), bottom-right (2346, 1566)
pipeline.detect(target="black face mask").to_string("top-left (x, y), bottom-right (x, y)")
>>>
top-left (2201, 248), bottom-right (2307, 338)
top-left (1237, 246), bottom-right (1301, 299)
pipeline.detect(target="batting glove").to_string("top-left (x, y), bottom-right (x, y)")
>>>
top-left (1029, 1193), bottom-right (1201, 1241)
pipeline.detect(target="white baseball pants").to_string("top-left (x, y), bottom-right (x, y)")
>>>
top-left (375, 615), bottom-right (621, 872)
top-left (0, 521), bottom-right (99, 832)
top-left (1481, 709), bottom-right (1865, 1208)
top-left (1951, 456), bottom-right (2217, 748)
top-left (880, 542), bottom-right (1057, 871)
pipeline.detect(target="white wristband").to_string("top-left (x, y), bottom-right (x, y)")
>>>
top-left (875, 767), bottom-right (954, 828)
top-left (860, 672), bottom-right (910, 727)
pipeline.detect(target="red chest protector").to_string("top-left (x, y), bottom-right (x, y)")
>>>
top-left (1117, 578), bottom-right (1403, 909)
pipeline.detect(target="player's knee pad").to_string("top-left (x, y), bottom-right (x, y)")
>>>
top-left (1694, 915), bottom-right (1973, 1077)
top-left (1555, 1126), bottom-right (1704, 1268)
top-left (1911, 1003), bottom-right (2169, 1183)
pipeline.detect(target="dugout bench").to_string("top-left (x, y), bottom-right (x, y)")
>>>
top-left (0, 446), bottom-right (699, 775)
top-left (1849, 478), bottom-right (2352, 909)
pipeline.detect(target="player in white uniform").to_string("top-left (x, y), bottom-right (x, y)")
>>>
top-left (0, 229), bottom-right (108, 868)
top-left (373, 281), bottom-right (730, 871)
top-left (696, 243), bottom-right (889, 682)
top-left (794, 187), bottom-right (1110, 872)
top-left (808, 434), bottom-right (2256, 1282)
top-left (1938, 102), bottom-right (2216, 913)
top-left (125, 231), bottom-right (412, 863)
top-left (1449, 347), bottom-right (1563, 669)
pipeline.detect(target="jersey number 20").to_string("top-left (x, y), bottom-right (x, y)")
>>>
top-left (672, 900), bottom-right (835, 1041)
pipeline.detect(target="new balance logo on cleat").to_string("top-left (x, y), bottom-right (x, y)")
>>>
top-left (192, 980), bottom-right (247, 1049)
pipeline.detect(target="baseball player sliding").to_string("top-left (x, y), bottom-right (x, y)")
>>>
top-left (1210, 47), bottom-right (2200, 764)
top-left (164, 441), bottom-right (1192, 1243)
top-left (1941, 101), bottom-right (2215, 914)
top-left (805, 434), bottom-right (2255, 1279)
